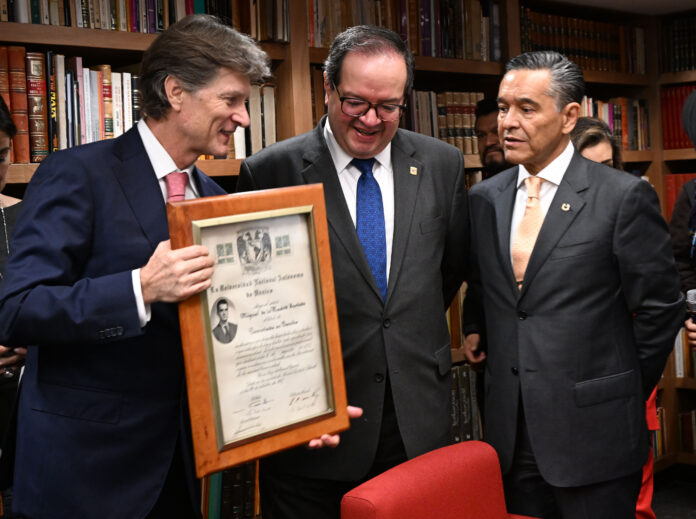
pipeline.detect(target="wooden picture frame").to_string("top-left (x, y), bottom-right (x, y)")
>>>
top-left (168, 184), bottom-right (349, 477)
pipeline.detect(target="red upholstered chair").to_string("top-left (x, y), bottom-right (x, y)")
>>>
top-left (341, 440), bottom-right (538, 519)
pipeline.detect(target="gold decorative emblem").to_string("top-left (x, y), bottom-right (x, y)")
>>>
top-left (561, 203), bottom-right (570, 212)
top-left (409, 166), bottom-right (418, 176)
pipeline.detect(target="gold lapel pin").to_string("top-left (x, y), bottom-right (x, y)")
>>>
top-left (409, 166), bottom-right (418, 176)
top-left (561, 203), bottom-right (570, 212)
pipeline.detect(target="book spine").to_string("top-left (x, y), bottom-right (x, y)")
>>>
top-left (122, 71), bottom-right (132, 131)
top-left (0, 47), bottom-right (9, 110)
top-left (25, 52), bottom-right (49, 162)
top-left (130, 74), bottom-right (141, 122)
top-left (45, 51), bottom-right (57, 152)
top-left (55, 53), bottom-right (67, 149)
top-left (8, 46), bottom-right (30, 163)
top-left (93, 65), bottom-right (113, 139)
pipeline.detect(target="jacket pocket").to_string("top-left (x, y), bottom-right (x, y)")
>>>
top-left (32, 382), bottom-right (123, 424)
top-left (574, 370), bottom-right (636, 408)
top-left (435, 343), bottom-right (452, 376)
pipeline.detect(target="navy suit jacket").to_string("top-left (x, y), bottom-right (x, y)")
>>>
top-left (0, 127), bottom-right (225, 518)
top-left (238, 118), bottom-right (469, 480)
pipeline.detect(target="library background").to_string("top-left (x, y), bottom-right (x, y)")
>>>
top-left (2, 0), bottom-right (696, 517)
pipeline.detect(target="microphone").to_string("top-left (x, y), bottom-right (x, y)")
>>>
top-left (687, 289), bottom-right (696, 323)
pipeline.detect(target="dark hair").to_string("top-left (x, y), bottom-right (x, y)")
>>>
top-left (570, 116), bottom-right (623, 171)
top-left (475, 98), bottom-right (499, 120)
top-left (217, 299), bottom-right (229, 312)
top-left (324, 25), bottom-right (414, 97)
top-left (505, 51), bottom-right (584, 111)
top-left (0, 96), bottom-right (17, 139)
top-left (140, 14), bottom-right (270, 120)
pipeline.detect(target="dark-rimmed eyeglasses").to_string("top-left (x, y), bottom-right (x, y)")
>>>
top-left (333, 83), bottom-right (406, 122)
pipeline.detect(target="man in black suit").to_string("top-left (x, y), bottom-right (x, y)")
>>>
top-left (238, 25), bottom-right (469, 519)
top-left (463, 51), bottom-right (683, 519)
top-left (212, 299), bottom-right (236, 343)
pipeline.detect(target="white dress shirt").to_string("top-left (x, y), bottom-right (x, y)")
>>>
top-left (509, 140), bottom-right (574, 264)
top-left (132, 119), bottom-right (200, 327)
top-left (323, 119), bottom-right (395, 279)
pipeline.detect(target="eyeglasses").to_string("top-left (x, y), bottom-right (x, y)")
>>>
top-left (333, 84), bottom-right (406, 122)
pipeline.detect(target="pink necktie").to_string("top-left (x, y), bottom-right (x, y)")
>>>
top-left (512, 176), bottom-right (545, 289)
top-left (165, 172), bottom-right (188, 202)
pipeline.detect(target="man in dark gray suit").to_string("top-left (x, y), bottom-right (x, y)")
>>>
top-left (212, 299), bottom-right (236, 343)
top-left (463, 51), bottom-right (683, 519)
top-left (238, 25), bottom-right (468, 519)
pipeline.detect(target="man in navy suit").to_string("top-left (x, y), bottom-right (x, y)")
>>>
top-left (0, 15), bottom-right (270, 519)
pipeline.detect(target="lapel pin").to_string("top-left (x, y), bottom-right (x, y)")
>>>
top-left (409, 166), bottom-right (418, 176)
top-left (561, 203), bottom-right (570, 212)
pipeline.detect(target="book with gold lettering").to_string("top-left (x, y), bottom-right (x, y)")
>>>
top-left (25, 52), bottom-right (49, 162)
top-left (8, 46), bottom-right (29, 163)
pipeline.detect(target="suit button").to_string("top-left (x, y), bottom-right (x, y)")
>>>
top-left (383, 319), bottom-right (391, 328)
top-left (511, 367), bottom-right (519, 375)
top-left (518, 311), bottom-right (527, 320)
top-left (374, 374), bottom-right (385, 383)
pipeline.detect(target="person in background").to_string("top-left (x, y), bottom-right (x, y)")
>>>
top-left (474, 97), bottom-right (511, 178)
top-left (570, 115), bottom-right (658, 519)
top-left (238, 24), bottom-right (469, 519)
top-left (0, 95), bottom-right (26, 519)
top-left (464, 50), bottom-right (683, 519)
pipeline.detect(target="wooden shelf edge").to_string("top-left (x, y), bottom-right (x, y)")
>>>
top-left (663, 148), bottom-right (696, 161)
top-left (8, 159), bottom-right (241, 183)
top-left (260, 41), bottom-right (288, 62)
top-left (582, 70), bottom-right (650, 86)
top-left (195, 158), bottom-right (242, 177)
top-left (0, 21), bottom-right (156, 51)
top-left (622, 150), bottom-right (654, 163)
top-left (659, 70), bottom-right (696, 85)
top-left (673, 377), bottom-right (696, 390)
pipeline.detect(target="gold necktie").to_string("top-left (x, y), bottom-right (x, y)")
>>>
top-left (512, 176), bottom-right (545, 289)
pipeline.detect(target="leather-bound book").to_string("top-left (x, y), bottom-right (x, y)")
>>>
top-left (8, 46), bottom-right (29, 164)
top-left (25, 51), bottom-right (49, 162)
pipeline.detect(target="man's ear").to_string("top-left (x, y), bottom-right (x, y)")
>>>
top-left (165, 75), bottom-right (185, 112)
top-left (561, 102), bottom-right (581, 135)
top-left (323, 71), bottom-right (331, 107)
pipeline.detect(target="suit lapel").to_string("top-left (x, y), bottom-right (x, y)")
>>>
top-left (494, 169), bottom-right (519, 294)
top-left (301, 122), bottom-right (382, 298)
top-left (111, 128), bottom-right (170, 249)
top-left (387, 132), bottom-right (422, 305)
top-left (519, 153), bottom-right (588, 298)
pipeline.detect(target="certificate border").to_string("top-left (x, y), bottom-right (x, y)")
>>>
top-left (167, 184), bottom-right (349, 477)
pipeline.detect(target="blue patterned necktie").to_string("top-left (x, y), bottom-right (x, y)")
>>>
top-left (353, 158), bottom-right (387, 300)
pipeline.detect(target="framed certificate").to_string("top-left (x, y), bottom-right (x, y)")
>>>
top-left (168, 184), bottom-right (349, 477)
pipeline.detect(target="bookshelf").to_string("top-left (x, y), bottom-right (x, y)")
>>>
top-left (3, 0), bottom-right (696, 478)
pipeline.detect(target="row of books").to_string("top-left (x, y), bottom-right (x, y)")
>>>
top-left (679, 409), bottom-right (696, 454)
top-left (2, 0), bottom-right (289, 42)
top-left (204, 461), bottom-right (257, 519)
top-left (673, 327), bottom-right (696, 379)
top-left (408, 90), bottom-right (484, 156)
top-left (661, 84), bottom-right (696, 150)
top-left (663, 173), bottom-right (696, 220)
top-left (579, 95), bottom-right (651, 152)
top-left (520, 6), bottom-right (646, 75)
top-left (450, 363), bottom-right (482, 443)
top-left (307, 0), bottom-right (502, 62)
top-left (0, 46), bottom-right (143, 163)
top-left (661, 14), bottom-right (696, 74)
top-left (226, 82), bottom-right (277, 159)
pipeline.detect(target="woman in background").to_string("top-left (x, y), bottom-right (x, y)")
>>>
top-left (571, 116), bottom-right (657, 519)
top-left (0, 95), bottom-right (27, 518)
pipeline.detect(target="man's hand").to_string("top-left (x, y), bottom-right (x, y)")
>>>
top-left (0, 345), bottom-right (26, 369)
top-left (463, 333), bottom-right (486, 365)
top-left (140, 240), bottom-right (215, 304)
top-left (685, 318), bottom-right (696, 348)
top-left (307, 406), bottom-right (363, 449)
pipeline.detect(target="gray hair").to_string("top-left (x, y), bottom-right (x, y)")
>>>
top-left (324, 25), bottom-right (414, 97)
top-left (140, 14), bottom-right (270, 120)
top-left (505, 51), bottom-right (584, 111)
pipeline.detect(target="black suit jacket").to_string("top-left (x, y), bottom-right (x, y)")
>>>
top-left (0, 127), bottom-right (225, 518)
top-left (465, 153), bottom-right (684, 487)
top-left (238, 118), bottom-right (469, 480)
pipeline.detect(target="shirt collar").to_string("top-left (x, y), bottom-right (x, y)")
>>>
top-left (137, 119), bottom-right (196, 180)
top-left (516, 140), bottom-right (574, 188)
top-left (323, 118), bottom-right (392, 173)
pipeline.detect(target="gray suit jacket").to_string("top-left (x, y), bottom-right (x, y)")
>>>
top-left (238, 117), bottom-right (468, 480)
top-left (465, 152), bottom-right (684, 487)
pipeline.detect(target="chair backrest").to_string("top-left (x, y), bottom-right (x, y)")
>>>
top-left (341, 441), bottom-right (513, 519)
